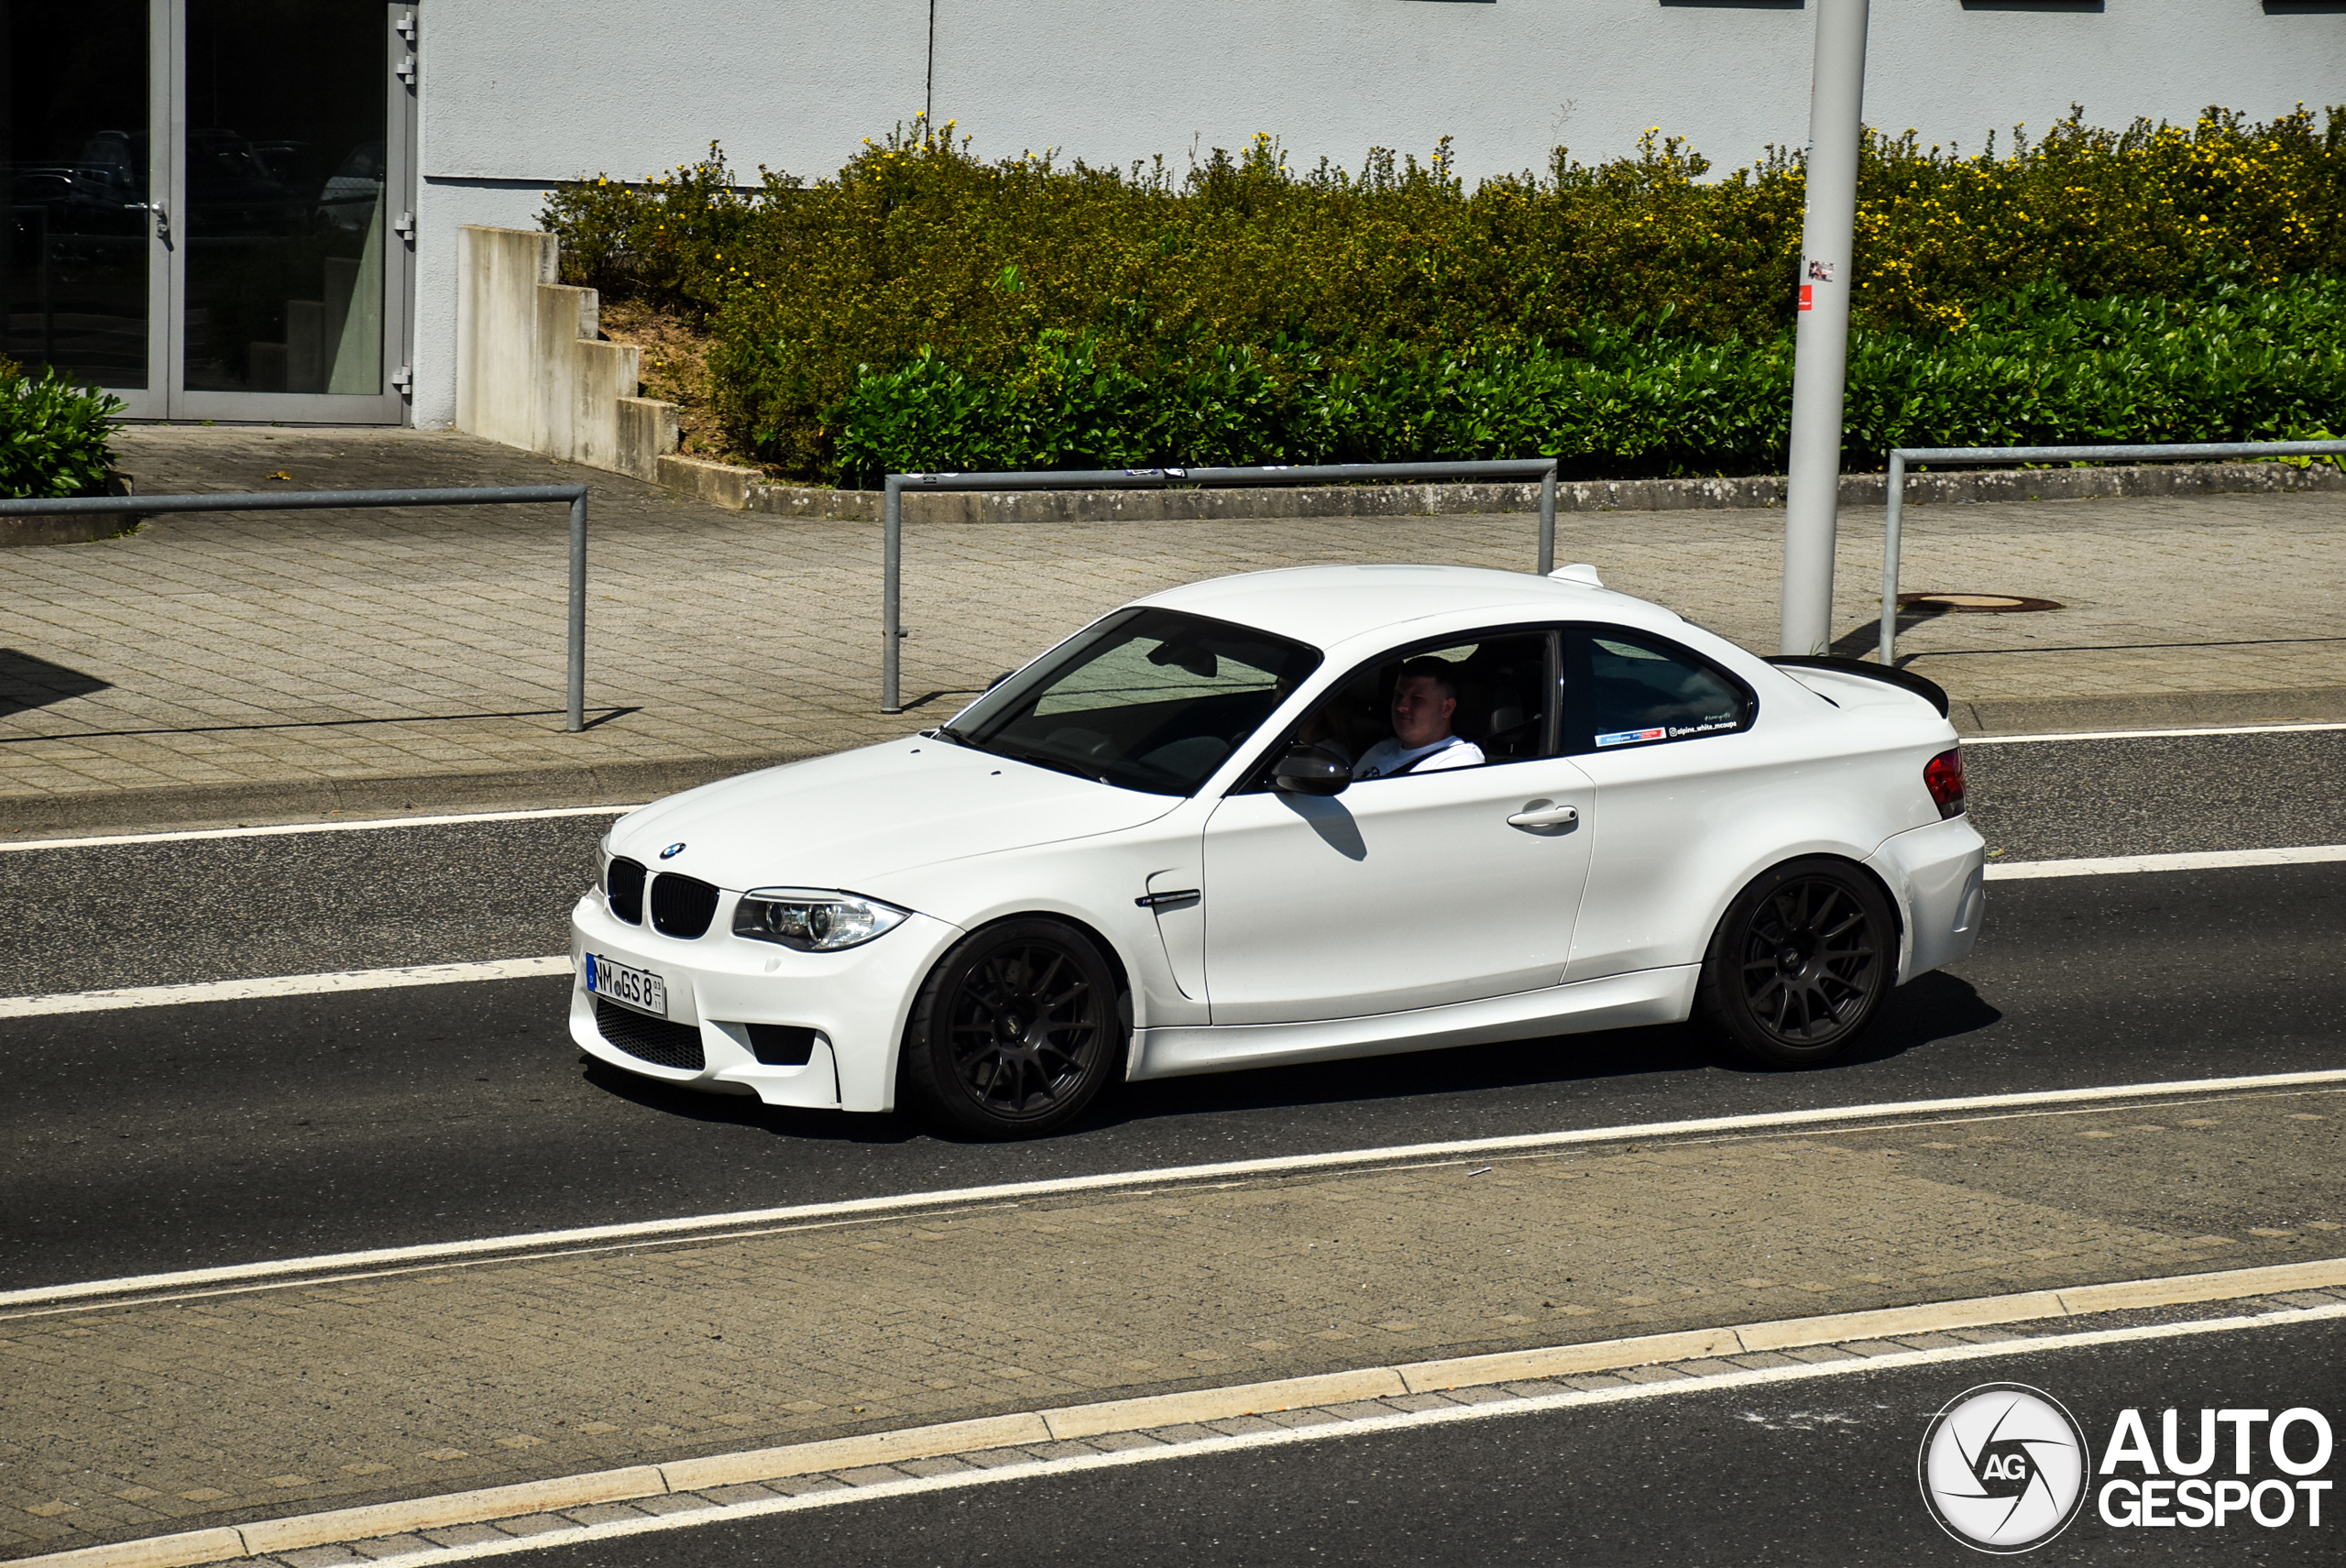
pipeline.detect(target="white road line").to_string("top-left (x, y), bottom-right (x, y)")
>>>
top-left (5, 841), bottom-right (2330, 1022)
top-left (0, 718), bottom-right (2334, 854)
top-left (1988, 843), bottom-right (2346, 880)
top-left (250, 1301), bottom-right (2346, 1568)
top-left (0, 803), bottom-right (638, 854)
top-left (1968, 719), bottom-right (2346, 745)
top-left (6, 1068), bottom-right (2343, 1311)
top-left (0, 957), bottom-right (572, 1019)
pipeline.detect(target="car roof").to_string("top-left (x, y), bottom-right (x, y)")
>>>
top-left (1134, 564), bottom-right (1680, 650)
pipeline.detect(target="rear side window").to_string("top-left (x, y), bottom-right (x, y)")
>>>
top-left (1564, 628), bottom-right (1753, 753)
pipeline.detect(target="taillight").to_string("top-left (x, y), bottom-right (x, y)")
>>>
top-left (1924, 748), bottom-right (1965, 819)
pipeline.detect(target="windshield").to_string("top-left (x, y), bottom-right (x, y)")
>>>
top-left (942, 608), bottom-right (1321, 795)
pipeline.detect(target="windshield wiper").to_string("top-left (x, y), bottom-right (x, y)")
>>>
top-left (990, 745), bottom-right (1109, 785)
top-left (926, 725), bottom-right (972, 747)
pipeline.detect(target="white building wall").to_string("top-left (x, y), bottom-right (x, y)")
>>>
top-left (411, 0), bottom-right (2346, 428)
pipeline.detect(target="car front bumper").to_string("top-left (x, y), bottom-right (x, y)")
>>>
top-left (1869, 814), bottom-right (1988, 982)
top-left (567, 891), bottom-right (962, 1112)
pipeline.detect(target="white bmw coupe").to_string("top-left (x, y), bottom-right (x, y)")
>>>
top-left (572, 564), bottom-right (1984, 1138)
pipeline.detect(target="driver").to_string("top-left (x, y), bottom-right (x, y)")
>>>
top-left (1352, 658), bottom-right (1485, 779)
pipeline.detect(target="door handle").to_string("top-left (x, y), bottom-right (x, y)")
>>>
top-left (1506, 802), bottom-right (1579, 829)
top-left (126, 202), bottom-right (170, 243)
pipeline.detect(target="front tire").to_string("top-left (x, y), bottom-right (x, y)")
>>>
top-left (900, 918), bottom-right (1124, 1138)
top-left (1697, 858), bottom-right (1894, 1069)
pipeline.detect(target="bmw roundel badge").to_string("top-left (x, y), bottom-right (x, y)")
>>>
top-left (660, 842), bottom-right (686, 860)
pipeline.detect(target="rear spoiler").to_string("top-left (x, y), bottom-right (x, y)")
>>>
top-left (1767, 655), bottom-right (1951, 718)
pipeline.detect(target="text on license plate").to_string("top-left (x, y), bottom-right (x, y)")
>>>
top-left (585, 953), bottom-right (667, 1016)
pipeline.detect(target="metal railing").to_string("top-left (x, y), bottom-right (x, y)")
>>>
top-left (0, 485), bottom-right (595, 730)
top-left (1878, 441), bottom-right (2346, 665)
top-left (881, 459), bottom-right (1561, 712)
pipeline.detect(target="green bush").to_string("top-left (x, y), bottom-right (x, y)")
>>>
top-left (541, 106), bottom-right (2346, 481)
top-left (823, 279), bottom-right (2346, 479)
top-left (0, 361), bottom-right (126, 500)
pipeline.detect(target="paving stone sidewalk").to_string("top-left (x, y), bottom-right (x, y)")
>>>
top-left (4, 1092), bottom-right (2340, 1556)
top-left (1, 427), bottom-right (2341, 834)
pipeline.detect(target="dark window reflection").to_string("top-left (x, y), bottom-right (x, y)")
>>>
top-left (1, 0), bottom-right (152, 389)
top-left (183, 0), bottom-right (383, 394)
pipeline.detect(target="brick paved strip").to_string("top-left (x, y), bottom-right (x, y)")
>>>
top-left (6, 1101), bottom-right (2338, 1557)
top-left (0, 427), bottom-right (2336, 839)
top-left (16, 1258), bottom-right (2346, 1568)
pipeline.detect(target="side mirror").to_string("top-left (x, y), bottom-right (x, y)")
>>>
top-left (1271, 743), bottom-right (1350, 796)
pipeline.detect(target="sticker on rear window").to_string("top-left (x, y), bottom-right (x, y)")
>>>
top-left (1595, 727), bottom-right (1668, 747)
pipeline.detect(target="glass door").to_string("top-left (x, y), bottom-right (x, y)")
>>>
top-left (170, 0), bottom-right (411, 421)
top-left (2, 0), bottom-right (168, 418)
top-left (1, 0), bottom-right (410, 422)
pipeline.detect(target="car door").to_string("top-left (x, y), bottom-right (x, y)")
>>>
top-left (1560, 623), bottom-right (1766, 981)
top-left (1197, 629), bottom-right (1596, 1025)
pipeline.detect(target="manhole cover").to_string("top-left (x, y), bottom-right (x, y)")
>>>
top-left (1897, 592), bottom-right (2064, 614)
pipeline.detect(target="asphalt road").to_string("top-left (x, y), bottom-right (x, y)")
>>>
top-left (0, 729), bottom-right (2340, 1001)
top-left (2, 731), bottom-right (2341, 1290)
top-left (451, 1312), bottom-right (2346, 1567)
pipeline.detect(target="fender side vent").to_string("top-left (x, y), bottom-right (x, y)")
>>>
top-left (742, 1024), bottom-right (818, 1067)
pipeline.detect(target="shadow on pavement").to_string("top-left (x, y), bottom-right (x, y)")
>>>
top-left (576, 971), bottom-right (2002, 1148)
top-left (0, 647), bottom-right (113, 718)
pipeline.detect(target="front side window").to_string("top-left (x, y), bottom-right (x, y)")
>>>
top-left (941, 608), bottom-right (1321, 795)
top-left (1566, 628), bottom-right (1753, 753)
top-left (1265, 630), bottom-right (1556, 784)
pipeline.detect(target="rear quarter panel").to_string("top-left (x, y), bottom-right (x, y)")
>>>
top-left (1566, 650), bottom-right (1956, 981)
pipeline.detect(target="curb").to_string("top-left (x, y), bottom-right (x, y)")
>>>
top-left (18, 1255), bottom-right (2345, 1568)
top-left (662, 458), bottom-right (2346, 524)
top-left (1951, 685), bottom-right (2346, 737)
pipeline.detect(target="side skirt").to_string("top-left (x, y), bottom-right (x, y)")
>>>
top-left (1129, 967), bottom-right (1700, 1080)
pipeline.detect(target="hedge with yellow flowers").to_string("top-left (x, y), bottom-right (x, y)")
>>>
top-left (541, 107), bottom-right (2346, 483)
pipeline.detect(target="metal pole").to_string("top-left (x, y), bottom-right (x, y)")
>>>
top-left (1538, 465), bottom-right (1556, 576)
top-left (882, 477), bottom-right (904, 714)
top-left (566, 490), bottom-right (587, 732)
top-left (1878, 449), bottom-right (1904, 667)
top-left (1780, 0), bottom-right (1869, 656)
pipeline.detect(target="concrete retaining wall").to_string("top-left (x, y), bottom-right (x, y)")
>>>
top-left (651, 458), bottom-right (2346, 525)
top-left (455, 226), bottom-right (681, 481)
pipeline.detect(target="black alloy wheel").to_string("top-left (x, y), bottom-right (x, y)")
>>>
top-left (1697, 858), bottom-right (1894, 1069)
top-left (901, 918), bottom-right (1124, 1138)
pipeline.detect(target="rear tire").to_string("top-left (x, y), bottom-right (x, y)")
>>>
top-left (900, 917), bottom-right (1124, 1139)
top-left (1697, 858), bottom-right (1894, 1069)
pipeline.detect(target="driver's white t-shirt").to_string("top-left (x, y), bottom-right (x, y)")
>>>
top-left (1352, 735), bottom-right (1485, 779)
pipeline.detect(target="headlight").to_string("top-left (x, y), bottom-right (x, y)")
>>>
top-left (732, 888), bottom-right (910, 951)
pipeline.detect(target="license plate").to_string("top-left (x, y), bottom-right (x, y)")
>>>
top-left (585, 952), bottom-right (667, 1017)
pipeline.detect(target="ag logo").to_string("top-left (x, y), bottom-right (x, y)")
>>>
top-left (1919, 1383), bottom-right (2089, 1553)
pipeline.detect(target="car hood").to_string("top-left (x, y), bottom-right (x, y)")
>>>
top-left (608, 738), bottom-right (1183, 892)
